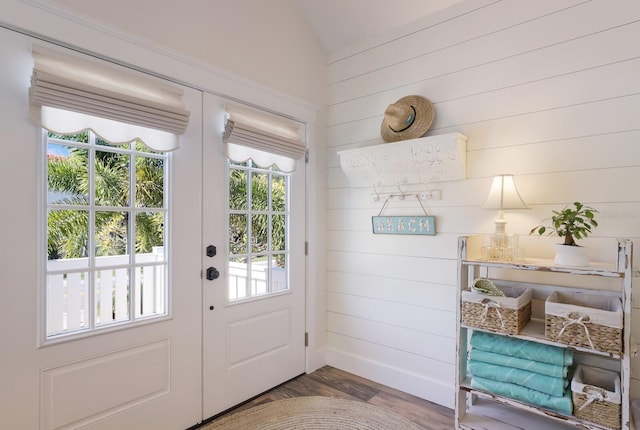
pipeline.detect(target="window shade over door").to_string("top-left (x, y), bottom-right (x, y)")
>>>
top-left (223, 103), bottom-right (306, 172)
top-left (29, 45), bottom-right (190, 151)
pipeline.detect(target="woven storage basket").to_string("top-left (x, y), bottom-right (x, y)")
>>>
top-left (572, 365), bottom-right (621, 429)
top-left (461, 284), bottom-right (531, 335)
top-left (545, 291), bottom-right (622, 355)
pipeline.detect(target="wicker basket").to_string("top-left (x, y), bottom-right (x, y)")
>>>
top-left (461, 284), bottom-right (531, 335)
top-left (545, 291), bottom-right (622, 355)
top-left (572, 365), bottom-right (621, 429)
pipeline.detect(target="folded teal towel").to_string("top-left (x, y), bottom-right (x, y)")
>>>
top-left (471, 331), bottom-right (573, 366)
top-left (469, 349), bottom-right (568, 378)
top-left (471, 375), bottom-right (573, 415)
top-left (468, 360), bottom-right (567, 397)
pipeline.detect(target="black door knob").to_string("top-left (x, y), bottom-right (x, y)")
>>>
top-left (206, 266), bottom-right (219, 280)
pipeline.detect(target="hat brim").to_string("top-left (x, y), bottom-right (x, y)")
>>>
top-left (380, 95), bottom-right (434, 143)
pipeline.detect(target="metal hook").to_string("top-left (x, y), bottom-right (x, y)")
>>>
top-left (396, 182), bottom-right (406, 200)
top-left (372, 184), bottom-right (380, 201)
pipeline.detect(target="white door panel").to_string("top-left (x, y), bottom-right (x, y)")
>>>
top-left (0, 28), bottom-right (202, 429)
top-left (202, 93), bottom-right (306, 418)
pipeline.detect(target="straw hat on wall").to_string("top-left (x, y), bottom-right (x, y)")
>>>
top-left (380, 95), bottom-right (434, 142)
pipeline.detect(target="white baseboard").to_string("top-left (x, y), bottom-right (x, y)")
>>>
top-left (327, 347), bottom-right (454, 409)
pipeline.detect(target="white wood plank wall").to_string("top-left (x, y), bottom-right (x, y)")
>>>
top-left (324, 0), bottom-right (640, 408)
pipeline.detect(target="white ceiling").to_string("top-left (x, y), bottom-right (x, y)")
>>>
top-left (295, 0), bottom-right (464, 55)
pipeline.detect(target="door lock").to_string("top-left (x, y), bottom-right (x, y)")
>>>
top-left (206, 266), bottom-right (219, 280)
top-left (206, 245), bottom-right (217, 257)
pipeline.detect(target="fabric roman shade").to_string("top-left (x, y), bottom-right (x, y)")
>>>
top-left (29, 45), bottom-right (190, 151)
top-left (223, 104), bottom-right (306, 172)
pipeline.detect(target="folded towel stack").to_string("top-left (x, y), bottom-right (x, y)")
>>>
top-left (469, 331), bottom-right (573, 415)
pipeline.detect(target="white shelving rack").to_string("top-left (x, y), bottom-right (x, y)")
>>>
top-left (456, 236), bottom-right (634, 430)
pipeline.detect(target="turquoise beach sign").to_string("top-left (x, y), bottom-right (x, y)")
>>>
top-left (372, 216), bottom-right (436, 235)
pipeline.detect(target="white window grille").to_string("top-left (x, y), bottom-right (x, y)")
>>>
top-left (45, 130), bottom-right (168, 340)
top-left (227, 159), bottom-right (290, 301)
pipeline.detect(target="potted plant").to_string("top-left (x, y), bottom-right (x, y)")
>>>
top-left (530, 201), bottom-right (598, 266)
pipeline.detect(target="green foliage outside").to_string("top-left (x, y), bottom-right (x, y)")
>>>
top-left (228, 165), bottom-right (286, 266)
top-left (47, 132), bottom-right (164, 260)
top-left (48, 133), bottom-right (287, 266)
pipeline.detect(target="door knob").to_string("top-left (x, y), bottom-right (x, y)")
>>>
top-left (206, 266), bottom-right (219, 280)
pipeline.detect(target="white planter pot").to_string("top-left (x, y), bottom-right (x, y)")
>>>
top-left (554, 244), bottom-right (589, 266)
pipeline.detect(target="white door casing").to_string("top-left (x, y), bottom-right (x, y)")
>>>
top-left (0, 28), bottom-right (203, 430)
top-left (201, 93), bottom-right (307, 418)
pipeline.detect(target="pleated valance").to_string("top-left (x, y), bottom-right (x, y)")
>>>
top-left (223, 104), bottom-right (305, 172)
top-left (29, 45), bottom-right (190, 151)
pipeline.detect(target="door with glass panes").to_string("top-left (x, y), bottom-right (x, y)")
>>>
top-left (0, 29), bottom-right (202, 430)
top-left (201, 93), bottom-right (306, 417)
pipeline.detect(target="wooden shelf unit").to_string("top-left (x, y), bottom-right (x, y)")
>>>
top-left (455, 236), bottom-right (634, 430)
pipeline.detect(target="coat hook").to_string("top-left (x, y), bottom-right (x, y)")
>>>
top-left (372, 183), bottom-right (380, 201)
top-left (396, 182), bottom-right (406, 200)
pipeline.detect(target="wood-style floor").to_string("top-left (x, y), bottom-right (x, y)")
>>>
top-left (204, 365), bottom-right (454, 429)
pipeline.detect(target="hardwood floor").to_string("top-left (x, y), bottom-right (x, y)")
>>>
top-left (202, 365), bottom-right (454, 429)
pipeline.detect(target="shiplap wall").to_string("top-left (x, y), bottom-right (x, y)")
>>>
top-left (324, 0), bottom-right (640, 408)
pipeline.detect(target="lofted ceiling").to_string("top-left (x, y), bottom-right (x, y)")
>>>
top-left (295, 0), bottom-right (464, 55)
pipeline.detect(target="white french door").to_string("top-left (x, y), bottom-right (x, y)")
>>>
top-left (0, 28), bottom-right (202, 430)
top-left (201, 93), bottom-right (306, 418)
top-left (0, 27), bottom-right (306, 430)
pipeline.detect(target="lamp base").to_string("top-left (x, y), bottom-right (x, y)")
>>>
top-left (490, 232), bottom-right (518, 248)
top-left (482, 233), bottom-right (525, 262)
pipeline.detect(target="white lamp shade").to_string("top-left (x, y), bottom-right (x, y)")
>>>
top-left (482, 175), bottom-right (527, 210)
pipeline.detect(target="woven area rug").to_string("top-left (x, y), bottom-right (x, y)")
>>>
top-left (201, 396), bottom-right (425, 430)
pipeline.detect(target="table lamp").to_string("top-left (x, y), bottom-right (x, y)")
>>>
top-left (482, 174), bottom-right (527, 259)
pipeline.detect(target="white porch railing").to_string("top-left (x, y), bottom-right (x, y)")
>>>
top-left (46, 247), bottom-right (165, 337)
top-left (228, 261), bottom-right (287, 301)
top-left (47, 250), bottom-right (287, 337)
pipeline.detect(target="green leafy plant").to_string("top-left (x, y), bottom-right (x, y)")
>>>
top-left (529, 202), bottom-right (598, 246)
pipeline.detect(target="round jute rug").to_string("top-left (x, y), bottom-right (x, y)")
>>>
top-left (201, 396), bottom-right (425, 430)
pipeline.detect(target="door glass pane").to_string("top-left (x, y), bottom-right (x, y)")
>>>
top-left (229, 169), bottom-right (247, 210)
top-left (227, 161), bottom-right (290, 302)
top-left (48, 131), bottom-right (89, 143)
top-left (251, 172), bottom-right (268, 211)
top-left (96, 136), bottom-right (129, 149)
top-left (95, 211), bottom-right (128, 258)
top-left (135, 211), bottom-right (165, 259)
top-left (272, 175), bottom-right (286, 211)
top-left (136, 156), bottom-right (164, 208)
top-left (250, 254), bottom-right (268, 296)
top-left (251, 214), bottom-right (268, 253)
top-left (47, 145), bottom-right (89, 205)
top-left (46, 271), bottom-right (89, 337)
top-left (95, 150), bottom-right (129, 207)
top-left (228, 256), bottom-right (248, 301)
top-left (135, 265), bottom-right (165, 318)
top-left (229, 214), bottom-right (247, 255)
top-left (96, 267), bottom-right (130, 327)
top-left (269, 255), bottom-right (287, 292)
top-left (272, 214), bottom-right (285, 251)
top-left (47, 209), bottom-right (89, 265)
